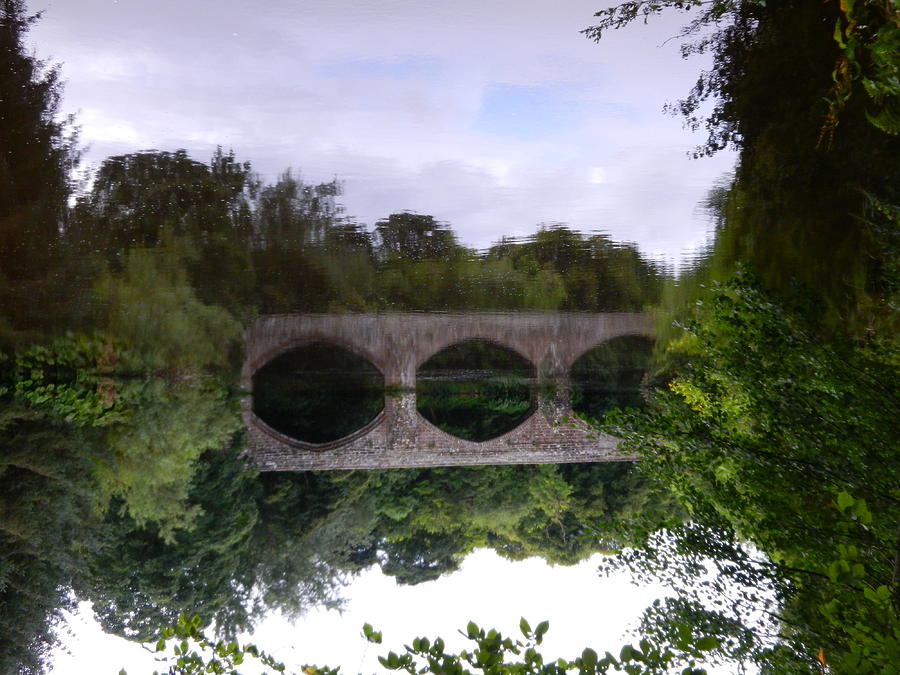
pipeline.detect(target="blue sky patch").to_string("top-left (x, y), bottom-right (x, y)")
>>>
top-left (474, 84), bottom-right (581, 141)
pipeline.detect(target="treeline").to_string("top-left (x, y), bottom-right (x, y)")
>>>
top-left (4, 143), bottom-right (666, 333)
top-left (62, 149), bottom-right (665, 319)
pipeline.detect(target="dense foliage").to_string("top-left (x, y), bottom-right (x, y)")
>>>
top-left (582, 0), bottom-right (900, 671)
top-left (603, 277), bottom-right (899, 671)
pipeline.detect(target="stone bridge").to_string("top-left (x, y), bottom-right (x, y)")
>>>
top-left (241, 312), bottom-right (654, 471)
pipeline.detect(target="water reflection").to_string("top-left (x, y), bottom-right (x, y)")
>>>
top-left (252, 343), bottom-right (385, 444)
top-left (249, 332), bottom-right (653, 448)
top-left (416, 340), bottom-right (534, 442)
top-left (570, 335), bottom-right (654, 421)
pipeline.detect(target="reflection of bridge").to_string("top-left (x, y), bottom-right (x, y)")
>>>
top-left (241, 312), bottom-right (654, 471)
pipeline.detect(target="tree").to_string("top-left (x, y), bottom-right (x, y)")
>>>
top-left (374, 212), bottom-right (461, 262)
top-left (78, 446), bottom-right (261, 641)
top-left (0, 0), bottom-right (82, 331)
top-left (0, 400), bottom-right (105, 674)
top-left (604, 275), bottom-right (899, 671)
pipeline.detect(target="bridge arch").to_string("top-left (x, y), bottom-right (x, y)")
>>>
top-left (565, 331), bottom-right (656, 372)
top-left (415, 337), bottom-right (536, 442)
top-left (248, 406), bottom-right (388, 452)
top-left (250, 340), bottom-right (386, 447)
top-left (248, 335), bottom-right (388, 384)
top-left (414, 335), bottom-right (538, 373)
top-left (413, 403), bottom-right (537, 447)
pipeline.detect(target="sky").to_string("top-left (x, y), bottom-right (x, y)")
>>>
top-left (29, 2), bottom-right (744, 671)
top-left (29, 0), bottom-right (736, 261)
top-left (52, 550), bottom-right (669, 674)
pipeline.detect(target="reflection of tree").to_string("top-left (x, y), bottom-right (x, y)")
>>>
top-left (72, 149), bottom-right (258, 314)
top-left (416, 341), bottom-right (533, 441)
top-left (486, 226), bottom-right (664, 311)
top-left (72, 150), bottom-right (254, 257)
top-left (0, 0), bottom-right (82, 332)
top-left (252, 344), bottom-right (385, 444)
top-left (375, 212), bottom-right (461, 262)
top-left (255, 170), bottom-right (342, 248)
top-left (570, 335), bottom-right (654, 422)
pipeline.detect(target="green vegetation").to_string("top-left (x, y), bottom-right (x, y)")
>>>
top-left (579, 0), bottom-right (900, 671)
top-left (570, 336), bottom-right (654, 422)
top-left (130, 613), bottom-right (719, 675)
top-left (603, 276), bottom-right (899, 671)
top-left (2, 0), bottom-right (898, 672)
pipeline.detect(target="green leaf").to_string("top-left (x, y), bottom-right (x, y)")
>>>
top-left (363, 623), bottom-right (383, 644)
top-left (834, 18), bottom-right (847, 48)
top-left (519, 617), bottom-right (532, 637)
top-left (837, 491), bottom-right (854, 512)
top-left (581, 647), bottom-right (598, 668)
top-left (696, 636), bottom-right (719, 651)
top-left (853, 498), bottom-right (872, 525)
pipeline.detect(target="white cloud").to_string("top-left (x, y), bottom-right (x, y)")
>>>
top-left (589, 167), bottom-right (607, 184)
top-left (30, 0), bottom-right (735, 259)
top-left (78, 107), bottom-right (144, 145)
